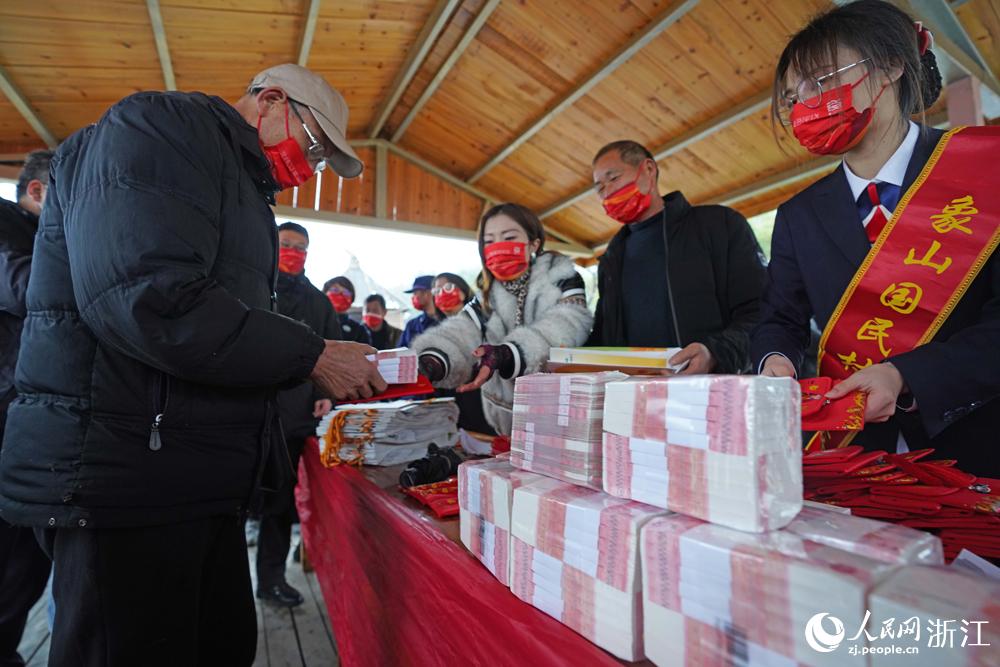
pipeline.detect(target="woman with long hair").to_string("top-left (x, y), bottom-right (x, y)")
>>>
top-left (413, 203), bottom-right (593, 435)
top-left (751, 0), bottom-right (1000, 476)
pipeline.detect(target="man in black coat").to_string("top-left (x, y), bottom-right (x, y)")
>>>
top-left (0, 149), bottom-right (53, 667)
top-left (0, 64), bottom-right (385, 666)
top-left (589, 140), bottom-right (767, 374)
top-left (257, 221), bottom-right (340, 607)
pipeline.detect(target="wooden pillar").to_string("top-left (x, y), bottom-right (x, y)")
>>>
top-left (947, 76), bottom-right (984, 127)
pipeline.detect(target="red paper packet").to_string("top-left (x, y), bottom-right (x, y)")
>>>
top-left (799, 377), bottom-right (867, 431)
top-left (341, 374), bottom-right (435, 405)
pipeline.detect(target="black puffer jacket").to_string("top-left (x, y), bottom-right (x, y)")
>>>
top-left (589, 192), bottom-right (767, 374)
top-left (0, 198), bottom-right (37, 432)
top-left (275, 270), bottom-right (340, 440)
top-left (0, 92), bottom-right (325, 529)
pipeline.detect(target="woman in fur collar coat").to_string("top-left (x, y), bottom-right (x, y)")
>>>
top-left (413, 203), bottom-right (593, 435)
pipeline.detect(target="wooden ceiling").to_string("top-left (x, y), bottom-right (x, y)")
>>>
top-left (1, 0), bottom-right (998, 251)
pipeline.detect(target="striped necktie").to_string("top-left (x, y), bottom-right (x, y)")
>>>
top-left (857, 181), bottom-right (901, 243)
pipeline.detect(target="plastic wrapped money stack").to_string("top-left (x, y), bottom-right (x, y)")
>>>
top-left (316, 397), bottom-right (459, 467)
top-left (457, 455), bottom-right (547, 586)
top-left (641, 513), bottom-right (900, 667)
top-left (366, 347), bottom-right (418, 384)
top-left (509, 476), bottom-right (667, 661)
top-left (509, 371), bottom-right (627, 490)
top-left (601, 375), bottom-right (803, 532)
top-left (868, 565), bottom-right (1000, 667)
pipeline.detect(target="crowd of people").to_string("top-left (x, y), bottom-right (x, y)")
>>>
top-left (0, 1), bottom-right (997, 665)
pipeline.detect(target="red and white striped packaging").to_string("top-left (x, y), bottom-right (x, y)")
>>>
top-left (785, 506), bottom-right (943, 565)
top-left (511, 372), bottom-right (625, 490)
top-left (602, 376), bottom-right (802, 532)
top-left (365, 347), bottom-right (418, 384)
top-left (457, 456), bottom-right (547, 586)
top-left (868, 566), bottom-right (1000, 667)
top-left (510, 477), bottom-right (667, 660)
top-left (641, 514), bottom-right (898, 667)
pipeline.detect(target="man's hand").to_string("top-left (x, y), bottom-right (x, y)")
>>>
top-left (761, 354), bottom-right (797, 378)
top-left (670, 343), bottom-right (715, 375)
top-left (312, 399), bottom-right (333, 418)
top-left (826, 363), bottom-right (906, 423)
top-left (309, 340), bottom-right (386, 402)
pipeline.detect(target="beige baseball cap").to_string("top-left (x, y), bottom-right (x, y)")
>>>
top-left (249, 63), bottom-right (363, 178)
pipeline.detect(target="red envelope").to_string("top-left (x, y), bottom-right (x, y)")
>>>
top-left (799, 377), bottom-right (867, 431)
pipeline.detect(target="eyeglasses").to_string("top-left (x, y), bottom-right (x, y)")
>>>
top-left (431, 283), bottom-right (457, 296)
top-left (289, 100), bottom-right (328, 172)
top-left (779, 58), bottom-right (872, 119)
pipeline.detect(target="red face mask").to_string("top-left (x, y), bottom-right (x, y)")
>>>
top-left (791, 72), bottom-right (885, 155)
top-left (434, 286), bottom-right (464, 314)
top-left (277, 247), bottom-right (306, 275)
top-left (363, 313), bottom-right (383, 329)
top-left (327, 291), bottom-right (353, 314)
top-left (411, 294), bottom-right (424, 310)
top-left (484, 241), bottom-right (530, 281)
top-left (602, 179), bottom-right (653, 224)
top-left (258, 105), bottom-right (314, 190)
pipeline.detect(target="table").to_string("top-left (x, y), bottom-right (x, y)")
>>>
top-left (295, 444), bottom-right (631, 667)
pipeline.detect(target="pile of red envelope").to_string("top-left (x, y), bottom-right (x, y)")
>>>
top-left (510, 476), bottom-right (666, 661)
top-left (509, 372), bottom-right (626, 490)
top-left (803, 446), bottom-right (1000, 561)
top-left (601, 375), bottom-right (803, 532)
top-left (400, 477), bottom-right (460, 519)
top-left (641, 513), bottom-right (898, 667)
top-left (457, 456), bottom-right (546, 586)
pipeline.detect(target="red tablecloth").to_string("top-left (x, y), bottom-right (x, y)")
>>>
top-left (295, 444), bottom-right (622, 667)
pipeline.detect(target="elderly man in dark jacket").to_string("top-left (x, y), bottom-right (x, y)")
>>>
top-left (257, 221), bottom-right (339, 608)
top-left (0, 64), bottom-right (385, 666)
top-left (0, 149), bottom-right (53, 667)
top-left (588, 140), bottom-right (766, 374)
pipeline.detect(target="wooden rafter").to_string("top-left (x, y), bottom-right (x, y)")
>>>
top-left (297, 0), bottom-right (323, 67)
top-left (0, 64), bottom-right (57, 148)
top-left (145, 0), bottom-right (176, 91)
top-left (467, 0), bottom-right (700, 184)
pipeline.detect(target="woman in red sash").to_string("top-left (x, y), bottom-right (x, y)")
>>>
top-left (751, 0), bottom-right (1000, 477)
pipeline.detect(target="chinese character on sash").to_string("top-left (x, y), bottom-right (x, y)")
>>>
top-left (856, 318), bottom-right (894, 357)
top-left (837, 351), bottom-right (874, 372)
top-left (904, 240), bottom-right (953, 275)
top-left (879, 282), bottom-right (923, 315)
top-left (930, 195), bottom-right (977, 235)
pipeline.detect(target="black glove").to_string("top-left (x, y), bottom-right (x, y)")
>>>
top-left (418, 353), bottom-right (446, 383)
top-left (474, 344), bottom-right (515, 381)
top-left (399, 443), bottom-right (464, 487)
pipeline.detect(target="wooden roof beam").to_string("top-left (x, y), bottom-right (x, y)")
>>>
top-left (145, 0), bottom-right (176, 91)
top-left (296, 0), bottom-right (323, 67)
top-left (391, 0), bottom-right (502, 143)
top-left (0, 65), bottom-right (57, 148)
top-left (368, 0), bottom-right (462, 139)
top-left (467, 0), bottom-right (700, 184)
top-left (539, 89), bottom-right (771, 219)
top-left (349, 138), bottom-right (590, 250)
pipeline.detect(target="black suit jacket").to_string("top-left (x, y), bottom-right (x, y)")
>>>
top-left (751, 126), bottom-right (1000, 477)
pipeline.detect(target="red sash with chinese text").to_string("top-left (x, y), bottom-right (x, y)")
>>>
top-left (808, 126), bottom-right (1000, 451)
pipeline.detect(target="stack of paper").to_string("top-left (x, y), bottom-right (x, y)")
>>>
top-left (547, 346), bottom-right (687, 372)
top-left (458, 456), bottom-right (546, 585)
top-left (641, 514), bottom-right (898, 667)
top-left (868, 566), bottom-right (1000, 667)
top-left (316, 397), bottom-right (459, 467)
top-left (786, 505), bottom-right (944, 565)
top-left (509, 372), bottom-right (625, 489)
top-left (510, 477), bottom-right (666, 661)
top-left (602, 375), bottom-right (802, 532)
top-left (365, 347), bottom-right (418, 384)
